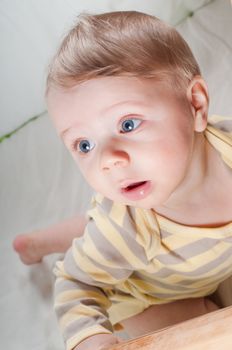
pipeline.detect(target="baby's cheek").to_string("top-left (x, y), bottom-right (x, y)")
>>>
top-left (82, 170), bottom-right (102, 190)
top-left (151, 141), bottom-right (189, 176)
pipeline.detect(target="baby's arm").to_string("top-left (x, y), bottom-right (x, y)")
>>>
top-left (53, 209), bottom-right (134, 350)
top-left (54, 250), bottom-right (125, 350)
top-left (52, 193), bottom-right (159, 349)
top-left (13, 213), bottom-right (88, 264)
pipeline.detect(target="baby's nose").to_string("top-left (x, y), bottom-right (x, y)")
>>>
top-left (101, 149), bottom-right (129, 171)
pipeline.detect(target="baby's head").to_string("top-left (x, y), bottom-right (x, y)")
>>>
top-left (46, 11), bottom-right (201, 92)
top-left (46, 11), bottom-right (209, 209)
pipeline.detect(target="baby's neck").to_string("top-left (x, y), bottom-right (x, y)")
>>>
top-left (154, 134), bottom-right (232, 227)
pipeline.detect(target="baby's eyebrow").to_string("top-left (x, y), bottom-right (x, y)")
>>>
top-left (60, 125), bottom-right (81, 139)
top-left (103, 100), bottom-right (145, 115)
top-left (60, 128), bottom-right (70, 139)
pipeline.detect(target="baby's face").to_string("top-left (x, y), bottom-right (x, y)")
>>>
top-left (47, 76), bottom-right (196, 209)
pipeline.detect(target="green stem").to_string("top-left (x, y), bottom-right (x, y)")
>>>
top-left (0, 110), bottom-right (47, 144)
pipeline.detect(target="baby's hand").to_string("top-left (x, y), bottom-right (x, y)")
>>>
top-left (74, 333), bottom-right (120, 350)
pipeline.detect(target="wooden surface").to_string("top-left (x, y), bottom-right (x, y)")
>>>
top-left (110, 306), bottom-right (232, 350)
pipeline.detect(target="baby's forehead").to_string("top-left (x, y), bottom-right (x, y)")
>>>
top-left (47, 76), bottom-right (185, 125)
top-left (47, 75), bottom-right (174, 101)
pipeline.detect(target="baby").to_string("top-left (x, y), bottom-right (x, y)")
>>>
top-left (14, 11), bottom-right (232, 350)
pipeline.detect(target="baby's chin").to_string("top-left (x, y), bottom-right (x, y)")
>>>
top-left (103, 194), bottom-right (156, 210)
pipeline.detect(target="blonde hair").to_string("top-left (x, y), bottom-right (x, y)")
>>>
top-left (46, 11), bottom-right (201, 93)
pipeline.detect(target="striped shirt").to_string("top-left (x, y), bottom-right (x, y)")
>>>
top-left (54, 115), bottom-right (232, 350)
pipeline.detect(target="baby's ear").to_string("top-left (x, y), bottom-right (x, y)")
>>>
top-left (186, 76), bottom-right (209, 132)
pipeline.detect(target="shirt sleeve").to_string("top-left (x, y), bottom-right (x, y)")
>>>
top-left (53, 194), bottom-right (151, 350)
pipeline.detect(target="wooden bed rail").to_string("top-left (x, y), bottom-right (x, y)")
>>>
top-left (110, 306), bottom-right (232, 350)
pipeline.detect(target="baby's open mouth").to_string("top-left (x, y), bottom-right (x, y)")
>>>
top-left (122, 181), bottom-right (147, 192)
top-left (120, 180), bottom-right (152, 200)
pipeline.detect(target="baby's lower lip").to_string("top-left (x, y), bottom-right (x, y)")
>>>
top-left (120, 181), bottom-right (152, 201)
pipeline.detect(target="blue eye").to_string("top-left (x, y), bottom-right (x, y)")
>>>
top-left (120, 118), bottom-right (142, 133)
top-left (78, 139), bottom-right (95, 153)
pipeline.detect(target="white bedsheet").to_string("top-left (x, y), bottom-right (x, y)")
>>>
top-left (1, 1), bottom-right (232, 349)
